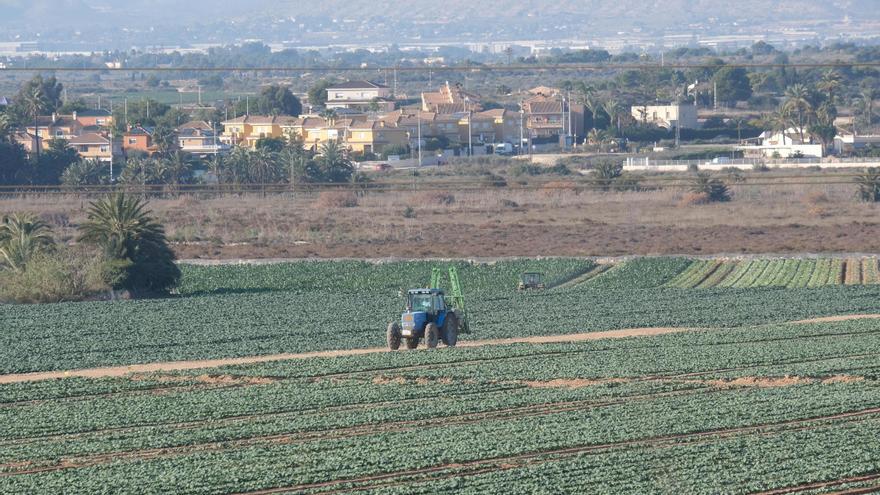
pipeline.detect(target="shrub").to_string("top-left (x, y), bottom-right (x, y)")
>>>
top-left (425, 192), bottom-right (455, 205)
top-left (316, 191), bottom-right (359, 208)
top-left (402, 207), bottom-right (416, 218)
top-left (678, 192), bottom-right (711, 207)
top-left (0, 246), bottom-right (119, 304)
top-left (77, 194), bottom-right (180, 296)
top-left (690, 173), bottom-right (731, 202)
top-left (854, 168), bottom-right (880, 202)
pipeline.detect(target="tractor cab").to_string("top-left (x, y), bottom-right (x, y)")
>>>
top-left (386, 267), bottom-right (467, 351)
top-left (518, 272), bottom-right (546, 290)
top-left (401, 289), bottom-right (448, 339)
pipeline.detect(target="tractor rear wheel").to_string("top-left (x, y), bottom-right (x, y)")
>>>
top-left (442, 314), bottom-right (459, 347)
top-left (405, 337), bottom-right (419, 350)
top-left (387, 322), bottom-right (402, 351)
top-left (424, 323), bottom-right (439, 349)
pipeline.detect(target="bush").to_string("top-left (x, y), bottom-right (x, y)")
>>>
top-left (678, 192), bottom-right (711, 207)
top-left (425, 192), bottom-right (456, 205)
top-left (402, 207), bottom-right (416, 218)
top-left (316, 191), bottom-right (359, 208)
top-left (0, 246), bottom-right (120, 304)
top-left (690, 173), bottom-right (731, 202)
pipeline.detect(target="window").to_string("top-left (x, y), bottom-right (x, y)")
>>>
top-left (55, 130), bottom-right (63, 137)
top-left (128, 138), bottom-right (138, 145)
top-left (99, 146), bottom-right (109, 153)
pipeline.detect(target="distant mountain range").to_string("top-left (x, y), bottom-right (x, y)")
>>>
top-left (0, 0), bottom-right (877, 42)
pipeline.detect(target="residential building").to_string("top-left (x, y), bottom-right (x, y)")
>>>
top-left (11, 131), bottom-right (41, 154)
top-left (73, 109), bottom-right (113, 128)
top-left (833, 134), bottom-right (880, 155)
top-left (178, 120), bottom-right (229, 155)
top-left (738, 127), bottom-right (824, 158)
top-left (123, 126), bottom-right (156, 156)
top-left (220, 115), bottom-right (298, 148)
top-left (0, 96), bottom-right (8, 107)
top-left (523, 96), bottom-right (584, 140)
top-left (472, 109), bottom-right (521, 144)
top-left (25, 113), bottom-right (83, 140)
top-left (630, 104), bottom-right (699, 129)
top-left (325, 81), bottom-right (395, 112)
top-left (421, 82), bottom-right (481, 114)
top-left (282, 115), bottom-right (369, 152)
top-left (68, 133), bottom-right (120, 163)
top-left (346, 121), bottom-right (409, 154)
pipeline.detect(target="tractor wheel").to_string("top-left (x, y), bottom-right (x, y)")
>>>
top-left (405, 337), bottom-right (420, 350)
top-left (442, 314), bottom-right (459, 347)
top-left (387, 322), bottom-right (402, 351)
top-left (424, 323), bottom-right (439, 349)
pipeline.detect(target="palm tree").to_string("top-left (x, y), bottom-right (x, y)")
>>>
top-left (61, 159), bottom-right (108, 186)
top-left (317, 141), bottom-right (353, 183)
top-left (0, 213), bottom-right (55, 273)
top-left (24, 86), bottom-right (47, 161)
top-left (77, 194), bottom-right (180, 294)
top-left (603, 99), bottom-right (622, 134)
top-left (0, 113), bottom-right (11, 142)
top-left (861, 88), bottom-right (876, 127)
top-left (855, 167), bottom-right (880, 202)
top-left (165, 151), bottom-right (194, 189)
top-left (817, 70), bottom-right (842, 104)
top-left (587, 129), bottom-right (609, 149)
top-left (151, 125), bottom-right (177, 157)
top-left (783, 84), bottom-right (813, 143)
top-left (584, 95), bottom-right (603, 131)
top-left (319, 108), bottom-right (338, 126)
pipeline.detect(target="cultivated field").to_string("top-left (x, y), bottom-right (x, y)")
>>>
top-left (3, 258), bottom-right (880, 493)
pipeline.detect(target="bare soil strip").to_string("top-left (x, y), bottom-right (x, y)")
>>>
top-left (791, 314), bottom-right (880, 324)
top-left (229, 408), bottom-right (880, 495)
top-left (0, 327), bottom-right (693, 385)
top-left (1, 314), bottom-right (877, 387)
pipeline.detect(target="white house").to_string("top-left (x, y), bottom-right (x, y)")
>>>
top-left (738, 127), bottom-right (824, 158)
top-left (325, 81), bottom-right (394, 112)
top-left (631, 104), bottom-right (699, 129)
top-left (833, 133), bottom-right (880, 155)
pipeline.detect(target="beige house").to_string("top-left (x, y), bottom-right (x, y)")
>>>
top-left (221, 115), bottom-right (298, 148)
top-left (523, 96), bottom-right (584, 139)
top-left (630, 104), bottom-right (699, 129)
top-left (421, 82), bottom-right (481, 114)
top-left (325, 81), bottom-right (395, 112)
top-left (68, 133), bottom-right (120, 162)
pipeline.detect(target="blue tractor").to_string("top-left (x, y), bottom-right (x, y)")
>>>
top-left (386, 267), bottom-right (469, 350)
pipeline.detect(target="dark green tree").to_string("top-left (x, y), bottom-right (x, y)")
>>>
top-left (307, 80), bottom-right (335, 108)
top-left (714, 67), bottom-right (753, 105)
top-left (258, 85), bottom-right (302, 116)
top-left (78, 194), bottom-right (180, 295)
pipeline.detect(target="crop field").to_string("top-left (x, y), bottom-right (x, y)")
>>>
top-left (3, 318), bottom-right (880, 493)
top-left (5, 258), bottom-right (880, 374)
top-left (3, 257), bottom-right (880, 493)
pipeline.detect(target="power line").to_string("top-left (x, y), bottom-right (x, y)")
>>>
top-left (3, 62), bottom-right (880, 72)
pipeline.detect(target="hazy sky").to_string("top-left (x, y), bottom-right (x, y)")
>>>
top-left (0, 1), bottom-right (873, 36)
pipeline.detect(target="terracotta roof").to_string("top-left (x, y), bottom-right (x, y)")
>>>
top-left (525, 100), bottom-right (563, 114)
top-left (179, 120), bottom-right (212, 131)
top-left (75, 109), bottom-right (112, 117)
top-left (221, 115), bottom-right (299, 125)
top-left (68, 133), bottom-right (110, 145)
top-left (29, 115), bottom-right (78, 127)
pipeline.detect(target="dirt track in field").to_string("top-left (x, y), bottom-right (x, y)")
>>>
top-left (1, 314), bottom-right (877, 385)
top-left (0, 327), bottom-right (694, 385)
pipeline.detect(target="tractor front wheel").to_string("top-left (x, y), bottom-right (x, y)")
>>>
top-left (387, 322), bottom-right (402, 351)
top-left (442, 314), bottom-right (459, 347)
top-left (424, 323), bottom-right (439, 349)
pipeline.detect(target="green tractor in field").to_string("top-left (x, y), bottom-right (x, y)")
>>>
top-left (387, 267), bottom-right (470, 350)
top-left (518, 272), bottom-right (545, 290)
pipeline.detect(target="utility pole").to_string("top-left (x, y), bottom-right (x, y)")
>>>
top-left (567, 90), bottom-right (573, 149)
top-left (466, 97), bottom-right (472, 157)
top-left (124, 98), bottom-right (128, 127)
top-left (519, 105), bottom-right (524, 156)
top-left (198, 85), bottom-right (202, 106)
top-left (417, 110), bottom-right (422, 167)
top-left (714, 81), bottom-right (718, 111)
top-left (246, 96), bottom-right (249, 116)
